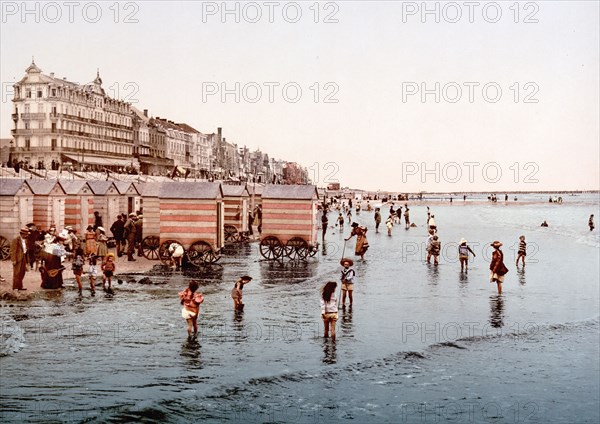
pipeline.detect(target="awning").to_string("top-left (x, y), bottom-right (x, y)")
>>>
top-left (63, 154), bottom-right (133, 167)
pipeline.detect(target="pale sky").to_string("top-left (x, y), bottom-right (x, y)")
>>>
top-left (1, 1), bottom-right (598, 192)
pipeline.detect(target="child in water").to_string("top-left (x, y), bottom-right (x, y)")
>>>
top-left (102, 252), bottom-right (116, 291)
top-left (88, 255), bottom-right (98, 296)
top-left (179, 280), bottom-right (204, 338)
top-left (72, 248), bottom-right (85, 294)
top-left (320, 281), bottom-right (338, 340)
top-left (516, 235), bottom-right (526, 267)
top-left (231, 275), bottom-right (253, 311)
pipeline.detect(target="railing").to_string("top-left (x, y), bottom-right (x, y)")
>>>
top-left (20, 113), bottom-right (47, 120)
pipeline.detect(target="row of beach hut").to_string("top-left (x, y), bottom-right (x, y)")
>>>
top-left (1, 180), bottom-right (320, 263)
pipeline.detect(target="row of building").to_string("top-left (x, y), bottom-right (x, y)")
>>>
top-left (8, 60), bottom-right (309, 184)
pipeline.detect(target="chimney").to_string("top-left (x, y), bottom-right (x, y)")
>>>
top-left (50, 72), bottom-right (54, 78)
top-left (217, 127), bottom-right (222, 142)
top-left (143, 109), bottom-right (148, 117)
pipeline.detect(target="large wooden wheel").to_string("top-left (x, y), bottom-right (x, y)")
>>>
top-left (284, 237), bottom-right (309, 260)
top-left (0, 236), bottom-right (9, 260)
top-left (224, 225), bottom-right (240, 243)
top-left (187, 240), bottom-right (221, 266)
top-left (159, 239), bottom-right (180, 266)
top-left (141, 235), bottom-right (160, 260)
top-left (259, 236), bottom-right (284, 260)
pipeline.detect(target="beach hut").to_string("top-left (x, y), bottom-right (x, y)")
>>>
top-left (140, 181), bottom-right (224, 265)
top-left (87, 181), bottom-right (121, 227)
top-left (0, 179), bottom-right (34, 259)
top-left (137, 182), bottom-right (161, 260)
top-left (25, 180), bottom-right (66, 231)
top-left (59, 180), bottom-right (94, 234)
top-left (222, 184), bottom-right (250, 242)
top-left (114, 181), bottom-right (141, 216)
top-left (259, 185), bottom-right (320, 260)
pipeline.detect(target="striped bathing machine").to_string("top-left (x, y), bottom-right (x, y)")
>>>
top-left (0, 180), bottom-right (33, 260)
top-left (222, 184), bottom-right (250, 243)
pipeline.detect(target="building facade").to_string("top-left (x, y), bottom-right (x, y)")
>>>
top-left (11, 61), bottom-right (135, 171)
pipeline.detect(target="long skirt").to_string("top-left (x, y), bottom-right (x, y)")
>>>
top-left (40, 253), bottom-right (65, 289)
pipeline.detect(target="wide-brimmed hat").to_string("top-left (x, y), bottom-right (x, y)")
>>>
top-left (129, 212), bottom-right (136, 217)
top-left (240, 275), bottom-right (253, 281)
top-left (351, 222), bottom-right (359, 228)
top-left (340, 258), bottom-right (354, 266)
top-left (460, 238), bottom-right (467, 244)
top-left (490, 241), bottom-right (503, 248)
top-left (97, 226), bottom-right (105, 233)
top-left (65, 225), bottom-right (74, 231)
top-left (19, 227), bottom-right (30, 235)
top-left (106, 252), bottom-right (115, 258)
top-left (57, 229), bottom-right (69, 240)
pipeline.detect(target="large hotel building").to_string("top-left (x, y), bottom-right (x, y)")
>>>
top-left (11, 60), bottom-right (136, 171)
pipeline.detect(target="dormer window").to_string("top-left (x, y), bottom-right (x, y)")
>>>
top-left (26, 89), bottom-right (31, 98)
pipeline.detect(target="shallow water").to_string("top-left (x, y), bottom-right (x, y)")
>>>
top-left (1, 194), bottom-right (599, 423)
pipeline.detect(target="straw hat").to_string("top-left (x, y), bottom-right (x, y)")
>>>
top-left (460, 238), bottom-right (467, 244)
top-left (19, 227), bottom-right (30, 235)
top-left (57, 229), bottom-right (69, 240)
top-left (340, 258), bottom-right (354, 266)
top-left (490, 241), bottom-right (503, 248)
top-left (106, 252), bottom-right (115, 258)
top-left (97, 227), bottom-right (105, 233)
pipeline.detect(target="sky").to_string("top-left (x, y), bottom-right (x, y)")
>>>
top-left (1, 1), bottom-right (598, 192)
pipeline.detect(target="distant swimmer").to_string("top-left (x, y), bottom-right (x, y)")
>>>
top-left (590, 215), bottom-right (595, 231)
top-left (541, 220), bottom-right (549, 227)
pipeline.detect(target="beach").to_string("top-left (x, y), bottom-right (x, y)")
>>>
top-left (1, 193), bottom-right (599, 423)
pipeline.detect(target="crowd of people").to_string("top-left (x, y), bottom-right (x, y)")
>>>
top-left (7, 209), bottom-right (145, 295)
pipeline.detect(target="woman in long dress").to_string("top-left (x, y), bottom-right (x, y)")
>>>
top-left (346, 222), bottom-right (369, 260)
top-left (85, 225), bottom-right (97, 257)
top-left (40, 232), bottom-right (69, 289)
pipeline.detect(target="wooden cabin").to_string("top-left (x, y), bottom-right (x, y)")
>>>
top-left (59, 180), bottom-right (94, 233)
top-left (156, 181), bottom-right (224, 251)
top-left (222, 184), bottom-right (250, 239)
top-left (87, 181), bottom-right (121, 227)
top-left (260, 185), bottom-right (319, 246)
top-left (0, 180), bottom-right (34, 251)
top-left (25, 180), bottom-right (66, 231)
top-left (114, 181), bottom-right (140, 216)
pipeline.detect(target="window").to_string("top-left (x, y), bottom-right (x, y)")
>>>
top-left (37, 90), bottom-right (42, 98)
top-left (51, 139), bottom-right (57, 150)
top-left (25, 138), bottom-right (30, 148)
top-left (26, 89), bottom-right (31, 98)
top-left (25, 122), bottom-right (29, 130)
top-left (52, 89), bottom-right (56, 97)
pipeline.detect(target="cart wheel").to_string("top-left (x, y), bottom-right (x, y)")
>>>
top-left (159, 239), bottom-right (179, 266)
top-left (0, 236), bottom-right (9, 261)
top-left (224, 225), bottom-right (240, 243)
top-left (308, 242), bottom-right (319, 257)
top-left (259, 236), bottom-right (284, 260)
top-left (203, 248), bottom-right (221, 264)
top-left (284, 237), bottom-right (309, 260)
top-left (142, 235), bottom-right (160, 260)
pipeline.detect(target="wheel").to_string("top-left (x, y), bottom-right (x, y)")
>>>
top-left (203, 248), bottom-right (221, 264)
top-left (284, 237), bottom-right (309, 260)
top-left (308, 242), bottom-right (319, 257)
top-left (224, 225), bottom-right (240, 243)
top-left (259, 236), bottom-right (284, 260)
top-left (187, 240), bottom-right (211, 267)
top-left (0, 236), bottom-right (9, 260)
top-left (159, 239), bottom-right (179, 266)
top-left (142, 235), bottom-right (160, 260)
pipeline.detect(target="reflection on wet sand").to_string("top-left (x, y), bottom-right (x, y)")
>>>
top-left (322, 339), bottom-right (337, 364)
top-left (517, 268), bottom-right (526, 285)
top-left (489, 294), bottom-right (505, 328)
top-left (340, 305), bottom-right (354, 337)
top-left (180, 337), bottom-right (202, 370)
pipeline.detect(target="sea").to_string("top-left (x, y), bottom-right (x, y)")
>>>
top-left (1, 193), bottom-right (599, 423)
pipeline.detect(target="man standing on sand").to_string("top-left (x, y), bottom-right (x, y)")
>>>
top-left (124, 213), bottom-right (138, 261)
top-left (10, 228), bottom-right (29, 290)
top-left (110, 215), bottom-right (125, 257)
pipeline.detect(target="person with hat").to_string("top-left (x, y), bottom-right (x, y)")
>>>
top-left (458, 238), bottom-right (476, 272)
top-left (9, 228), bottom-right (30, 290)
top-left (124, 213), bottom-right (138, 261)
top-left (65, 226), bottom-right (81, 256)
top-left (339, 258), bottom-right (355, 307)
top-left (345, 222), bottom-right (369, 261)
top-left (40, 231), bottom-right (69, 289)
top-left (404, 207), bottom-right (410, 229)
top-left (101, 252), bottom-right (116, 292)
top-left (489, 241), bottom-right (508, 294)
top-left (25, 223), bottom-right (41, 270)
top-left (96, 227), bottom-right (108, 260)
top-left (374, 208), bottom-right (382, 233)
top-left (429, 235), bottom-right (441, 266)
top-left (231, 275), bottom-right (253, 311)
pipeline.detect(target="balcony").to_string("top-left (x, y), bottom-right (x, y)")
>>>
top-left (12, 113), bottom-right (18, 121)
top-left (21, 113), bottom-right (47, 120)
